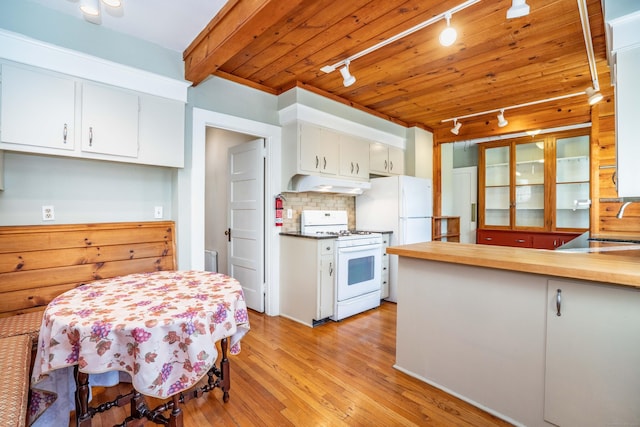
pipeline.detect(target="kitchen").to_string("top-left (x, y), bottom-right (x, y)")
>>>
top-left (1, 0), bottom-right (640, 426)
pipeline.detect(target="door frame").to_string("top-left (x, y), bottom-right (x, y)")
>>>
top-left (178, 108), bottom-right (282, 316)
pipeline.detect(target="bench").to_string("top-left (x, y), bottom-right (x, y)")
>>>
top-left (0, 221), bottom-right (177, 426)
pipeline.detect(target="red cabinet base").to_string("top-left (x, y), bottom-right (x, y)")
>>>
top-left (477, 229), bottom-right (581, 249)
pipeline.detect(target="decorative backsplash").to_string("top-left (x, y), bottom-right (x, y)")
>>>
top-left (280, 192), bottom-right (356, 233)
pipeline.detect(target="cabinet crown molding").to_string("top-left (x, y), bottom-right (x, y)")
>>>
top-left (0, 29), bottom-right (190, 102)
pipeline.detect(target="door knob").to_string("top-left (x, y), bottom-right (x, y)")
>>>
top-left (224, 228), bottom-right (231, 242)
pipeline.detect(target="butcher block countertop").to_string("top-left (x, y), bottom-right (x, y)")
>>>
top-left (386, 241), bottom-right (640, 289)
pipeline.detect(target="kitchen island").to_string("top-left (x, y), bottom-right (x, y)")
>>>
top-left (387, 241), bottom-right (640, 427)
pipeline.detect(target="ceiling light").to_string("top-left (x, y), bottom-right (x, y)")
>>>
top-left (439, 13), bottom-right (457, 47)
top-left (585, 86), bottom-right (603, 105)
top-left (102, 0), bottom-right (122, 7)
top-left (497, 110), bottom-right (508, 127)
top-left (451, 119), bottom-right (462, 135)
top-left (506, 0), bottom-right (530, 19)
top-left (339, 61), bottom-right (356, 87)
top-left (80, 0), bottom-right (100, 16)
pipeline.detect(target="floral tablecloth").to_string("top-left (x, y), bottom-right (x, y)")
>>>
top-left (30, 270), bottom-right (250, 423)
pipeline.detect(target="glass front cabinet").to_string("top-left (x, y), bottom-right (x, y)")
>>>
top-left (478, 131), bottom-right (589, 249)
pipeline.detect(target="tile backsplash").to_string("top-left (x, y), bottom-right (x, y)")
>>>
top-left (280, 192), bottom-right (356, 232)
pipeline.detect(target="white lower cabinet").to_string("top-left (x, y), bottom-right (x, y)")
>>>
top-left (545, 279), bottom-right (640, 427)
top-left (279, 236), bottom-right (335, 326)
top-left (380, 233), bottom-right (391, 299)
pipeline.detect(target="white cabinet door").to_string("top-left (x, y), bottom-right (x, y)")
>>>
top-left (370, 142), bottom-right (404, 175)
top-left (370, 142), bottom-right (389, 174)
top-left (339, 134), bottom-right (369, 179)
top-left (138, 94), bottom-right (185, 167)
top-left (388, 146), bottom-right (405, 175)
top-left (299, 123), bottom-right (338, 175)
top-left (545, 280), bottom-right (640, 426)
top-left (318, 242), bottom-right (335, 320)
top-left (1, 64), bottom-right (75, 150)
top-left (81, 83), bottom-right (138, 157)
top-left (615, 47), bottom-right (640, 197)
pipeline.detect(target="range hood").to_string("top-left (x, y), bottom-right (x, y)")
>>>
top-left (290, 174), bottom-right (371, 195)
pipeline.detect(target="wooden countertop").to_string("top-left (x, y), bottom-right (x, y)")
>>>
top-left (386, 242), bottom-right (640, 289)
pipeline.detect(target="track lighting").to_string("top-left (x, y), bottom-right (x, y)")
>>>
top-left (506, 0), bottom-right (530, 19)
top-left (497, 110), bottom-right (508, 128)
top-left (451, 119), bottom-right (462, 135)
top-left (439, 13), bottom-right (457, 47)
top-left (320, 0), bottom-right (481, 83)
top-left (339, 61), bottom-right (356, 87)
top-left (585, 86), bottom-right (603, 105)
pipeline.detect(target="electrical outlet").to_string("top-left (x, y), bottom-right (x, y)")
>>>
top-left (42, 205), bottom-right (55, 221)
top-left (287, 208), bottom-right (293, 219)
top-left (154, 206), bottom-right (163, 219)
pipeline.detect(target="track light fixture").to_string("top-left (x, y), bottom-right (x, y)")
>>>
top-left (451, 119), bottom-right (462, 135)
top-left (320, 0), bottom-right (481, 83)
top-left (506, 0), bottom-right (530, 19)
top-left (339, 61), bottom-right (356, 87)
top-left (439, 13), bottom-right (457, 47)
top-left (585, 86), bottom-right (603, 105)
top-left (441, 92), bottom-right (587, 133)
top-left (497, 110), bottom-right (508, 127)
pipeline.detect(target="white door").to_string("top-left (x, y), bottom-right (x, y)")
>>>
top-left (452, 167), bottom-right (478, 243)
top-left (227, 139), bottom-right (265, 312)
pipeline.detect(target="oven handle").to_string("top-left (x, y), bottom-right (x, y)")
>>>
top-left (337, 245), bottom-right (381, 253)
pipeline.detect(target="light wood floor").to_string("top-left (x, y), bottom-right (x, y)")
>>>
top-left (75, 302), bottom-right (512, 426)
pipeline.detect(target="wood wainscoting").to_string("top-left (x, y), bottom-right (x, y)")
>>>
top-left (0, 221), bottom-right (176, 317)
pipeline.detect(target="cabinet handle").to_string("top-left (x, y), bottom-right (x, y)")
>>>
top-left (516, 239), bottom-right (526, 243)
top-left (390, 161), bottom-right (394, 171)
top-left (384, 160), bottom-right (388, 171)
top-left (329, 262), bottom-right (333, 276)
top-left (88, 126), bottom-right (93, 147)
top-left (356, 163), bottom-right (360, 174)
top-left (323, 157), bottom-right (327, 170)
top-left (484, 237), bottom-right (493, 241)
top-left (612, 171), bottom-right (617, 186)
top-left (63, 123), bottom-right (68, 144)
top-left (315, 155), bottom-right (319, 169)
top-left (471, 203), bottom-right (476, 222)
top-left (556, 289), bottom-right (562, 316)
top-left (351, 162), bottom-right (354, 174)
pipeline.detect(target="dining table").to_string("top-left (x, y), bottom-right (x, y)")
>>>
top-left (30, 270), bottom-right (251, 427)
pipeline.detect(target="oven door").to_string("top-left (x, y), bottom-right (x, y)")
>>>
top-left (336, 243), bottom-right (382, 302)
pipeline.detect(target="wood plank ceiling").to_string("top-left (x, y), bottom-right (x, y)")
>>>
top-left (183, 0), bottom-right (610, 143)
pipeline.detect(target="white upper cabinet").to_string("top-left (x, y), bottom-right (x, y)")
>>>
top-left (81, 82), bottom-right (138, 157)
top-left (1, 64), bottom-right (75, 151)
top-left (370, 142), bottom-right (404, 175)
top-left (0, 62), bottom-right (185, 168)
top-left (339, 133), bottom-right (369, 180)
top-left (299, 123), bottom-right (339, 175)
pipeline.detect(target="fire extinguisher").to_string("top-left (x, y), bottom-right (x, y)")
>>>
top-left (275, 194), bottom-right (285, 227)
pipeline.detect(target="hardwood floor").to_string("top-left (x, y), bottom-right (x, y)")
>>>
top-left (75, 302), bottom-right (512, 426)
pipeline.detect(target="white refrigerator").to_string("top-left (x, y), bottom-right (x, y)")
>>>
top-left (355, 175), bottom-right (433, 302)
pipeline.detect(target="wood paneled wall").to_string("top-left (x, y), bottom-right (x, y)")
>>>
top-left (0, 221), bottom-right (176, 317)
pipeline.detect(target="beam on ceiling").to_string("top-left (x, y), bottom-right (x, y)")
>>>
top-left (183, 0), bottom-right (304, 86)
